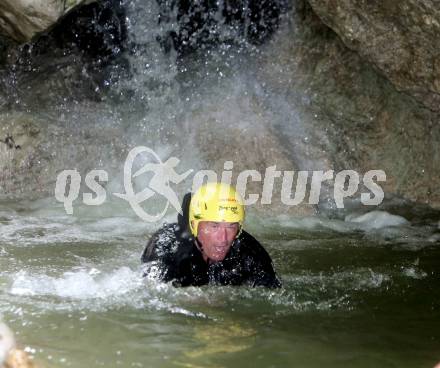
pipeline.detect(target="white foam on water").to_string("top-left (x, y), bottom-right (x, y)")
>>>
top-left (345, 210), bottom-right (409, 230)
top-left (0, 213), bottom-right (149, 247)
top-left (428, 233), bottom-right (440, 243)
top-left (4, 263), bottom-right (357, 315)
top-left (0, 196), bottom-right (185, 248)
top-left (10, 267), bottom-right (142, 299)
top-left (4, 267), bottom-right (211, 318)
top-left (258, 210), bottom-right (411, 234)
top-left (250, 213), bottom-right (358, 234)
top-left (401, 267), bottom-right (427, 279)
top-left (248, 210), bottom-right (440, 249)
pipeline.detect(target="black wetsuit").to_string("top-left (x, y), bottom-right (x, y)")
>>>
top-left (141, 223), bottom-right (281, 288)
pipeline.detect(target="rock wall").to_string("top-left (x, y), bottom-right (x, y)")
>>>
top-left (0, 0), bottom-right (92, 43)
top-left (0, 0), bottom-right (439, 218)
top-left (257, 1), bottom-right (440, 214)
top-left (306, 0), bottom-right (440, 112)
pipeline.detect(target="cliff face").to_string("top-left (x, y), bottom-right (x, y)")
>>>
top-left (0, 1), bottom-right (439, 217)
top-left (306, 0), bottom-right (440, 113)
top-left (256, 1), bottom-right (440, 212)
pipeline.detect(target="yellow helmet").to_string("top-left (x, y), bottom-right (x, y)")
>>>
top-left (189, 182), bottom-right (245, 237)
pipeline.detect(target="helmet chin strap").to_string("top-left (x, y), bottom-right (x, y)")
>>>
top-left (194, 238), bottom-right (211, 263)
top-left (194, 238), bottom-right (204, 253)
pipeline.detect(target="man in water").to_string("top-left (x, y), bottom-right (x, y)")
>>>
top-left (141, 182), bottom-right (281, 288)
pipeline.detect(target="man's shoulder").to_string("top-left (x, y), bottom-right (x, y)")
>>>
top-left (153, 222), bottom-right (179, 239)
top-left (236, 231), bottom-right (271, 258)
top-left (235, 230), bottom-right (282, 288)
top-left (141, 222), bottom-right (183, 263)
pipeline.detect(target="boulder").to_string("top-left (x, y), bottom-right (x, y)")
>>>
top-left (307, 0), bottom-right (440, 112)
top-left (257, 1), bottom-right (440, 212)
top-left (0, 0), bottom-right (93, 43)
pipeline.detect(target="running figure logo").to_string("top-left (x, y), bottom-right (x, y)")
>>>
top-left (114, 146), bottom-right (193, 222)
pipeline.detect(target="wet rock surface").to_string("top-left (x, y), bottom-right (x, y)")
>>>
top-left (0, 0), bottom-right (439, 218)
top-left (0, 0), bottom-right (92, 43)
top-left (258, 1), bottom-right (440, 212)
top-left (0, 111), bottom-right (128, 201)
top-left (306, 0), bottom-right (440, 112)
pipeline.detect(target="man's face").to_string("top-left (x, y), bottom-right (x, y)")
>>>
top-left (196, 221), bottom-right (239, 262)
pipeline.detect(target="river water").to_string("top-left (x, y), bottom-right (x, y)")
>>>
top-left (1, 0), bottom-right (440, 367)
top-left (0, 199), bottom-right (439, 367)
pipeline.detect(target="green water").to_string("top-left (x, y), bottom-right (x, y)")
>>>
top-left (1, 202), bottom-right (439, 368)
top-left (1, 1), bottom-right (439, 366)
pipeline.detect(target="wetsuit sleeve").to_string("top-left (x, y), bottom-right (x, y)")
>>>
top-left (141, 224), bottom-right (181, 282)
top-left (249, 252), bottom-right (282, 288)
top-left (141, 231), bottom-right (159, 263)
top-left (240, 232), bottom-right (282, 288)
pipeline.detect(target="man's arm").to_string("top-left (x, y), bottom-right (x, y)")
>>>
top-left (250, 254), bottom-right (282, 288)
top-left (239, 232), bottom-right (282, 288)
top-left (141, 224), bottom-right (180, 282)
